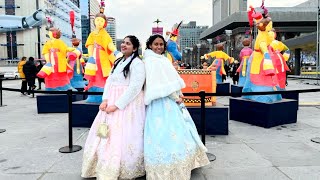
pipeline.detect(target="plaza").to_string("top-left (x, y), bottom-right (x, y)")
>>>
top-left (0, 78), bottom-right (320, 180)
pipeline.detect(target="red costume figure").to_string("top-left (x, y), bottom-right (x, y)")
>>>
top-left (38, 28), bottom-right (75, 91)
top-left (237, 38), bottom-right (253, 86)
top-left (268, 29), bottom-right (290, 90)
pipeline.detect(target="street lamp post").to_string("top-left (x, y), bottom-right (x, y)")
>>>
top-left (183, 49), bottom-right (188, 64)
top-left (225, 30), bottom-right (232, 56)
top-left (317, 0), bottom-right (320, 83)
top-left (196, 43), bottom-right (201, 68)
top-left (207, 39), bottom-right (213, 64)
top-left (10, 30), bottom-right (13, 61)
top-left (190, 48), bottom-right (193, 68)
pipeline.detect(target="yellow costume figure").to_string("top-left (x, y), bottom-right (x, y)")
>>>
top-left (84, 13), bottom-right (116, 103)
top-left (242, 6), bottom-right (282, 102)
top-left (203, 43), bottom-right (234, 83)
top-left (38, 28), bottom-right (74, 91)
top-left (268, 29), bottom-right (290, 90)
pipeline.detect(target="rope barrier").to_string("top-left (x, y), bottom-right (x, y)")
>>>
top-left (1, 79), bottom-right (320, 154)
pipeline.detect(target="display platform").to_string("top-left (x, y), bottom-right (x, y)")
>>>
top-left (187, 103), bottom-right (228, 135)
top-left (37, 94), bottom-right (85, 113)
top-left (229, 97), bottom-right (298, 128)
top-left (71, 100), bottom-right (99, 127)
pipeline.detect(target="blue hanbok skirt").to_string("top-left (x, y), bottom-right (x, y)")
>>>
top-left (144, 97), bottom-right (209, 180)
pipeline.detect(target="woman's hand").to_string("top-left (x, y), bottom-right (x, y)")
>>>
top-left (176, 95), bottom-right (184, 104)
top-left (99, 101), bottom-right (108, 111)
top-left (105, 105), bottom-right (118, 114)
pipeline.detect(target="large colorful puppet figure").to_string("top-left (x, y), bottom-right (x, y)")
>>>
top-left (67, 11), bottom-right (85, 90)
top-left (68, 38), bottom-right (86, 90)
top-left (166, 21), bottom-right (182, 62)
top-left (37, 28), bottom-right (75, 91)
top-left (268, 29), bottom-right (290, 90)
top-left (202, 43), bottom-right (234, 83)
top-left (84, 7), bottom-right (116, 103)
top-left (242, 3), bottom-right (282, 103)
top-left (237, 38), bottom-right (253, 86)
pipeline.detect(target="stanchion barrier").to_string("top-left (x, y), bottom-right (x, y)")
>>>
top-left (0, 79), bottom-right (7, 133)
top-left (59, 89), bottom-right (82, 153)
top-left (1, 83), bottom-right (320, 153)
top-left (200, 90), bottom-right (216, 162)
top-left (0, 79), bottom-right (7, 107)
top-left (288, 75), bottom-right (320, 81)
top-left (311, 137), bottom-right (320, 144)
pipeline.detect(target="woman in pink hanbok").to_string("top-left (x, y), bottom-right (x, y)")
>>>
top-left (81, 35), bottom-right (146, 179)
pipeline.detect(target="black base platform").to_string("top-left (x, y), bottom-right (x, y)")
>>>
top-left (72, 100), bottom-right (99, 127)
top-left (231, 85), bottom-right (243, 97)
top-left (216, 83), bottom-right (230, 95)
top-left (71, 101), bottom-right (229, 135)
top-left (281, 91), bottom-right (299, 101)
top-left (187, 105), bottom-right (229, 135)
top-left (37, 94), bottom-right (85, 113)
top-left (229, 97), bottom-right (298, 128)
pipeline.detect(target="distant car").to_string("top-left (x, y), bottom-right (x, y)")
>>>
top-left (4, 70), bottom-right (20, 79)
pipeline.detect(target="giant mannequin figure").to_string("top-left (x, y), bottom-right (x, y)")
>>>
top-left (202, 43), bottom-right (234, 83)
top-left (268, 29), bottom-right (290, 90)
top-left (166, 29), bottom-right (182, 62)
top-left (68, 38), bottom-right (86, 90)
top-left (242, 7), bottom-right (281, 103)
top-left (237, 38), bottom-right (253, 86)
top-left (37, 28), bottom-right (75, 91)
top-left (84, 13), bottom-right (116, 103)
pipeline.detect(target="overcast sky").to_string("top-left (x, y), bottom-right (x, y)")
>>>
top-left (104, 0), bottom-right (309, 49)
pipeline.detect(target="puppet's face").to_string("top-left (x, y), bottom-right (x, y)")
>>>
top-left (94, 17), bottom-right (105, 30)
top-left (170, 35), bottom-right (178, 42)
top-left (257, 17), bottom-right (272, 31)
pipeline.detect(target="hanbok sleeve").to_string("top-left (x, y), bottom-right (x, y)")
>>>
top-left (85, 33), bottom-right (94, 48)
top-left (102, 78), bottom-right (111, 101)
top-left (114, 60), bottom-right (146, 110)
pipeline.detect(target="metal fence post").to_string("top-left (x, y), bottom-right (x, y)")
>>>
top-left (59, 89), bottom-right (82, 153)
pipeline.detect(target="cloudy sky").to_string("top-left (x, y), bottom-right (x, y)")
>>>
top-left (104, 0), bottom-right (309, 48)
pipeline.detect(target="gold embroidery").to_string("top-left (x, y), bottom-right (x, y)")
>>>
top-left (82, 149), bottom-right (145, 179)
top-left (145, 148), bottom-right (210, 180)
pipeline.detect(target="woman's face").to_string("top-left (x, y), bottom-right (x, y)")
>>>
top-left (149, 37), bottom-right (165, 55)
top-left (121, 37), bottom-right (136, 58)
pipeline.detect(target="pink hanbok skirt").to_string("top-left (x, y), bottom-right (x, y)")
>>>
top-left (81, 85), bottom-right (145, 179)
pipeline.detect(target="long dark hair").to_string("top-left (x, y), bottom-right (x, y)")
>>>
top-left (145, 34), bottom-right (166, 54)
top-left (111, 35), bottom-right (140, 78)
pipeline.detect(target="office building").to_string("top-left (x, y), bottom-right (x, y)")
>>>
top-left (0, 0), bottom-right (81, 63)
top-left (179, 21), bottom-right (208, 53)
top-left (106, 17), bottom-right (116, 47)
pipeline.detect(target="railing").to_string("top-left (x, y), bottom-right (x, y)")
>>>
top-left (1, 78), bottom-right (320, 156)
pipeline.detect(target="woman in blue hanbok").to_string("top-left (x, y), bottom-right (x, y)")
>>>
top-left (143, 34), bottom-right (209, 180)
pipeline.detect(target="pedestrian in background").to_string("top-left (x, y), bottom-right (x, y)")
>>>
top-left (17, 56), bottom-right (27, 95)
top-left (23, 57), bottom-right (37, 96)
top-left (36, 60), bottom-right (45, 90)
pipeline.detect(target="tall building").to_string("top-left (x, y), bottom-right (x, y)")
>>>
top-left (80, 0), bottom-right (99, 53)
top-left (106, 17), bottom-right (116, 47)
top-left (212, 0), bottom-right (247, 25)
top-left (179, 21), bottom-right (208, 53)
top-left (116, 38), bottom-right (122, 51)
top-left (0, 0), bottom-right (81, 63)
